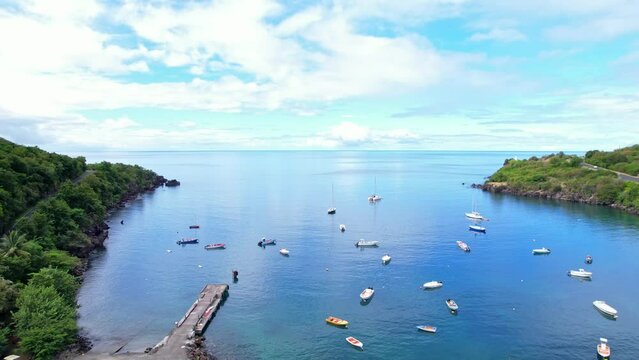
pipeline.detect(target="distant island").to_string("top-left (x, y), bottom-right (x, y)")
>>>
top-left (474, 145), bottom-right (639, 215)
top-left (0, 138), bottom-right (168, 359)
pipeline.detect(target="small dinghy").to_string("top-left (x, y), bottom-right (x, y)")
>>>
top-left (456, 240), bottom-right (471, 252)
top-left (416, 325), bottom-right (437, 333)
top-left (177, 237), bottom-right (198, 245)
top-left (258, 238), bottom-right (276, 246)
top-left (279, 248), bottom-right (290, 256)
top-left (339, 224), bottom-right (346, 232)
top-left (586, 255), bottom-right (593, 264)
top-left (423, 281), bottom-right (443, 290)
top-left (568, 268), bottom-right (592, 278)
top-left (356, 240), bottom-right (379, 247)
top-left (469, 224), bottom-right (486, 233)
top-left (204, 243), bottom-right (225, 250)
top-left (446, 299), bottom-right (459, 312)
top-left (532, 247), bottom-right (551, 255)
top-left (597, 338), bottom-right (611, 359)
top-left (325, 316), bottom-right (349, 327)
top-left (381, 254), bottom-right (391, 264)
top-left (360, 287), bottom-right (375, 301)
top-left (346, 336), bottom-right (363, 350)
top-left (593, 301), bottom-right (618, 318)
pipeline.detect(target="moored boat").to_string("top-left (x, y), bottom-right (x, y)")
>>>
top-left (368, 194), bottom-right (382, 202)
top-left (327, 207), bottom-right (336, 214)
top-left (177, 237), bottom-right (198, 245)
top-left (465, 211), bottom-right (485, 221)
top-left (586, 255), bottom-right (593, 264)
top-left (356, 239), bottom-right (379, 247)
top-left (568, 268), bottom-right (592, 278)
top-left (381, 254), bottom-right (391, 264)
top-left (339, 224), bottom-right (346, 232)
top-left (360, 287), bottom-right (375, 301)
top-left (416, 325), bottom-right (437, 333)
top-left (346, 336), bottom-right (364, 350)
top-left (532, 247), bottom-right (551, 255)
top-left (325, 316), bottom-right (349, 327)
top-left (279, 248), bottom-right (290, 256)
top-left (423, 281), bottom-right (443, 289)
top-left (446, 299), bottom-right (459, 311)
top-left (456, 240), bottom-right (471, 252)
top-left (258, 238), bottom-right (276, 246)
top-left (597, 338), bottom-right (611, 359)
top-left (593, 301), bottom-right (618, 318)
top-left (189, 225), bottom-right (200, 229)
top-left (204, 243), bottom-right (225, 250)
top-left (469, 224), bottom-right (486, 233)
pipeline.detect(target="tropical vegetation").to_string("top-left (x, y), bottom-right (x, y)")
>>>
top-left (585, 145), bottom-right (639, 176)
top-left (0, 137), bottom-right (161, 359)
top-left (486, 150), bottom-right (639, 212)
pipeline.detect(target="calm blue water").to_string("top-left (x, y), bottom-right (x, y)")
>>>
top-left (76, 151), bottom-right (639, 359)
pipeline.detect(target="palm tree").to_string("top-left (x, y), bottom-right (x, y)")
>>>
top-left (0, 230), bottom-right (28, 258)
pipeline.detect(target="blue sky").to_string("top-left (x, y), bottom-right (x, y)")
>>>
top-left (1, 0), bottom-right (638, 151)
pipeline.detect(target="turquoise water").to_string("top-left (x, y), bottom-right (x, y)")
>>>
top-left (76, 151), bottom-right (639, 359)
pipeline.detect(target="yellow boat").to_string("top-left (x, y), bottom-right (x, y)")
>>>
top-left (325, 316), bottom-right (349, 327)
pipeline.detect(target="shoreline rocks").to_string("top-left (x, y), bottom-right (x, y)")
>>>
top-left (473, 182), bottom-right (639, 216)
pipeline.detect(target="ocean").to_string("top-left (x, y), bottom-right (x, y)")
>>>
top-left (75, 151), bottom-right (639, 359)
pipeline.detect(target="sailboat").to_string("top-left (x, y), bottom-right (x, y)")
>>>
top-left (465, 198), bottom-right (486, 221)
top-left (368, 177), bottom-right (382, 202)
top-left (327, 184), bottom-right (336, 214)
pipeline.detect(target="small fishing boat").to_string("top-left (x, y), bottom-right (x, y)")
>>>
top-left (586, 255), bottom-right (593, 264)
top-left (204, 243), bottom-right (225, 250)
top-left (469, 224), bottom-right (486, 233)
top-left (423, 281), bottom-right (443, 289)
top-left (279, 248), bottom-right (290, 256)
top-left (416, 325), bottom-right (437, 333)
top-left (532, 247), bottom-right (551, 255)
top-left (446, 299), bottom-right (459, 311)
top-left (355, 240), bottom-right (379, 247)
top-left (327, 207), bottom-right (336, 214)
top-left (258, 238), bottom-right (276, 246)
top-left (465, 211), bottom-right (485, 221)
top-left (339, 224), bottom-right (346, 232)
top-left (325, 316), bottom-right (349, 327)
top-left (593, 301), bottom-right (618, 318)
top-left (189, 225), bottom-right (200, 229)
top-left (346, 336), bottom-right (363, 350)
top-left (456, 240), bottom-right (471, 252)
top-left (176, 237), bottom-right (198, 245)
top-left (381, 254), bottom-right (391, 264)
top-left (360, 287), bottom-right (375, 301)
top-left (597, 338), bottom-right (611, 359)
top-left (568, 268), bottom-right (592, 278)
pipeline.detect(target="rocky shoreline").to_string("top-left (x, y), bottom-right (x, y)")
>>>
top-left (473, 182), bottom-right (639, 216)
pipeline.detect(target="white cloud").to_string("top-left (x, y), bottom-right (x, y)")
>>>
top-left (306, 122), bottom-right (423, 148)
top-left (469, 28), bottom-right (526, 42)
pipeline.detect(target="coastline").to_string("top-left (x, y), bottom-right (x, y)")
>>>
top-left (473, 182), bottom-right (639, 216)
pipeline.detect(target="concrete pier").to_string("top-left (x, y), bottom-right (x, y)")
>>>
top-left (74, 284), bottom-right (228, 360)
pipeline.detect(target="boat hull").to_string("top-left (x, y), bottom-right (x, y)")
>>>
top-left (469, 226), bottom-right (486, 233)
top-left (204, 244), bottom-right (225, 250)
top-left (593, 301), bottom-right (618, 318)
top-left (356, 241), bottom-right (379, 247)
top-left (532, 248), bottom-right (551, 255)
top-left (423, 281), bottom-right (443, 289)
top-left (417, 326), bottom-right (437, 333)
top-left (346, 337), bottom-right (363, 350)
top-left (326, 317), bottom-right (349, 327)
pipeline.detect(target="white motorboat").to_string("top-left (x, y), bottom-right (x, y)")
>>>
top-left (568, 268), bottom-right (592, 278)
top-left (381, 254), bottom-right (391, 264)
top-left (469, 224), bottom-right (486, 233)
top-left (360, 287), bottom-right (375, 301)
top-left (356, 240), bottom-right (379, 247)
top-left (279, 248), bottom-right (290, 256)
top-left (446, 299), bottom-right (459, 311)
top-left (416, 325), bottom-right (437, 333)
top-left (423, 281), bottom-right (443, 289)
top-left (593, 301), bottom-right (618, 318)
top-left (346, 336), bottom-right (364, 350)
top-left (456, 240), bottom-right (471, 252)
top-left (532, 247), bottom-right (551, 255)
top-left (597, 338), bottom-right (611, 359)
top-left (339, 224), bottom-right (346, 232)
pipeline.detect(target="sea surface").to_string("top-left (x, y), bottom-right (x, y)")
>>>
top-left (75, 151), bottom-right (639, 359)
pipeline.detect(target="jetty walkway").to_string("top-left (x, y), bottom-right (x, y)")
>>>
top-left (74, 284), bottom-right (228, 360)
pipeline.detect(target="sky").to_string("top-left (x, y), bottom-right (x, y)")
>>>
top-left (1, 0), bottom-right (639, 152)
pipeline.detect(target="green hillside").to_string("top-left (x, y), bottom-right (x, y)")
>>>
top-left (585, 145), bottom-right (639, 176)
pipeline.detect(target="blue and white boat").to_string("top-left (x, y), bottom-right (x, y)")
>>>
top-left (469, 224), bottom-right (486, 233)
top-left (258, 238), bottom-right (277, 246)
